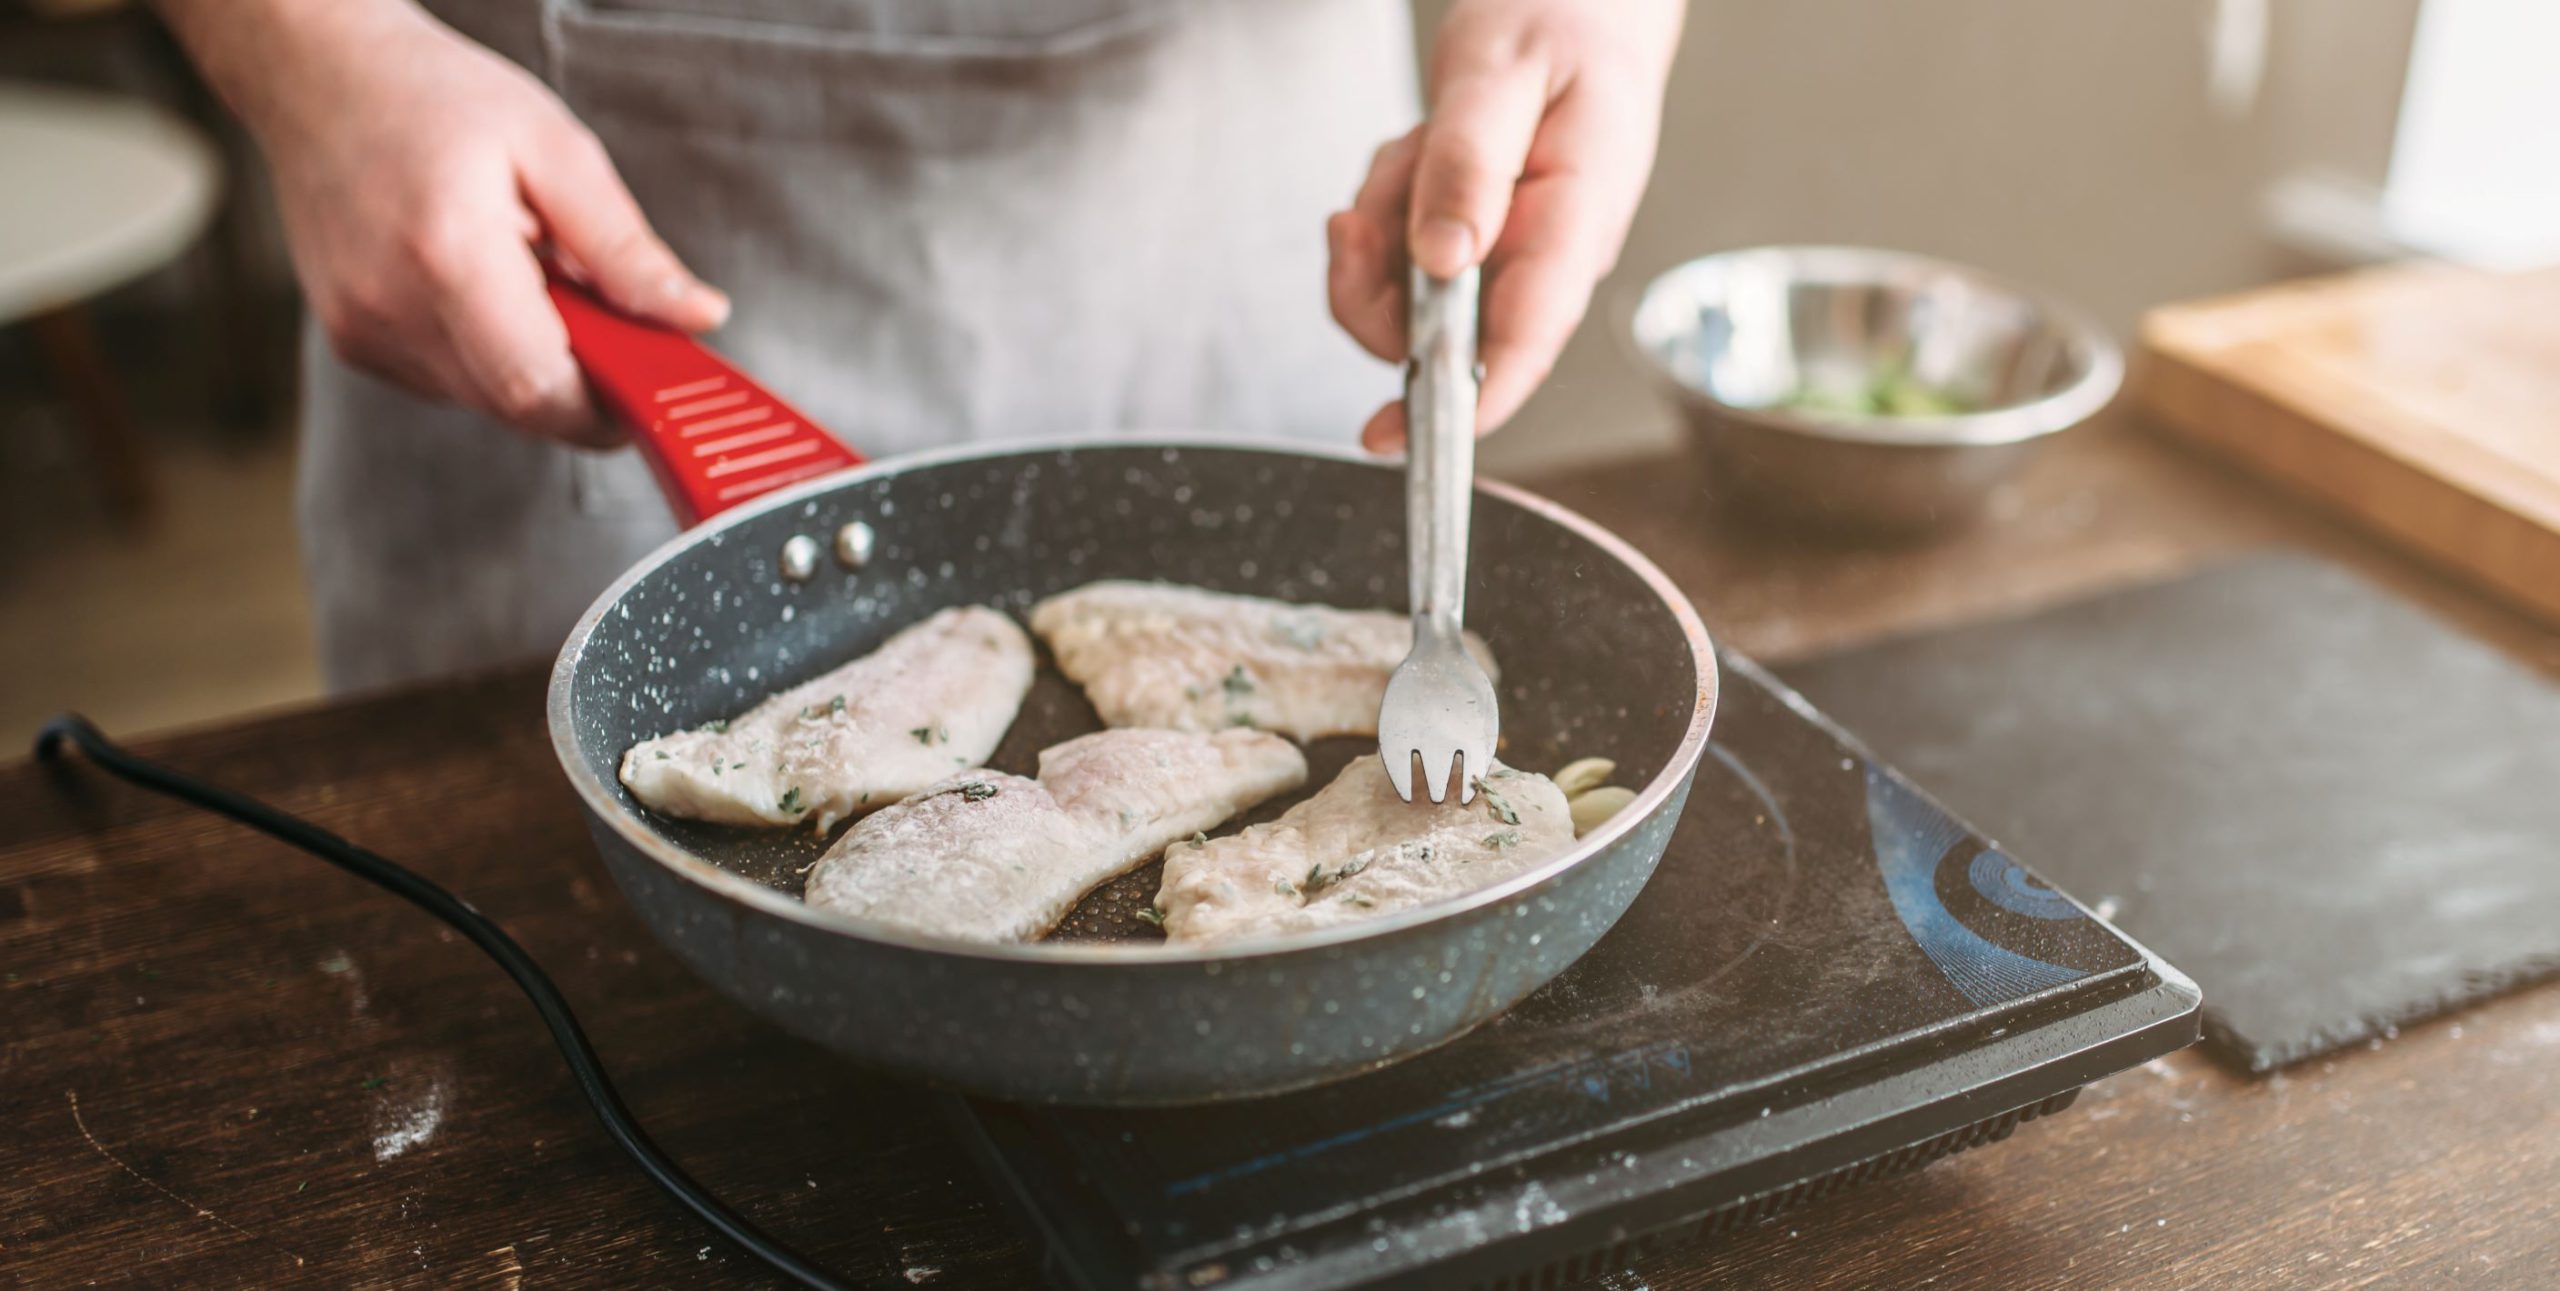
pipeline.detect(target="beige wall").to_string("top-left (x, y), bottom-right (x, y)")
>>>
top-left (1441, 0), bottom-right (2423, 474)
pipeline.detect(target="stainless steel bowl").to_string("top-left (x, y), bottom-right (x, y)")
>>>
top-left (1627, 246), bottom-right (2123, 537)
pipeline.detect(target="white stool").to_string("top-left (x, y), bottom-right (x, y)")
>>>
top-left (0, 78), bottom-right (220, 525)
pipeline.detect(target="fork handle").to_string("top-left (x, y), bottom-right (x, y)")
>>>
top-left (1405, 264), bottom-right (1481, 637)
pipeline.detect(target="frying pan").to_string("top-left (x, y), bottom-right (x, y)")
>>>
top-left (543, 279), bottom-right (1718, 1106)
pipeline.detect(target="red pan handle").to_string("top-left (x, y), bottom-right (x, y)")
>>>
top-left (545, 272), bottom-right (863, 525)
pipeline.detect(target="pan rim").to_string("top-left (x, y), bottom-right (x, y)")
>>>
top-left (548, 433), bottom-right (1718, 965)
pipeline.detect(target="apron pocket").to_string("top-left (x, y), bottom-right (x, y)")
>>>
top-left (545, 0), bottom-right (1180, 150)
top-left (578, 0), bottom-right (1175, 52)
top-left (536, 0), bottom-right (1211, 473)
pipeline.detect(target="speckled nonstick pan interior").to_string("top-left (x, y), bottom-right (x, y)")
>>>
top-left (549, 438), bottom-right (1716, 1105)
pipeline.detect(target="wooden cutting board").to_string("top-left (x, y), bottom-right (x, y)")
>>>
top-left (2138, 262), bottom-right (2560, 625)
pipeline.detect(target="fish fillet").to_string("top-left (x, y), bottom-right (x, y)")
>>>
top-left (805, 728), bottom-right (1307, 942)
top-left (620, 606), bottom-right (1034, 832)
top-left (1029, 581), bottom-right (1499, 740)
top-left (1158, 759), bottom-right (1575, 946)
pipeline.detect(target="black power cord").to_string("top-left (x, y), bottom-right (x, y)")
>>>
top-left (36, 713), bottom-right (857, 1291)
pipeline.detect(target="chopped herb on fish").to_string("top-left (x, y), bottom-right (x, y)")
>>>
top-left (1483, 830), bottom-right (1522, 850)
top-left (653, 750), bottom-right (670, 760)
top-left (1191, 832), bottom-right (1210, 849)
top-left (910, 725), bottom-right (947, 745)
top-left (958, 781), bottom-right (998, 801)
top-left (1229, 712), bottom-right (1258, 729)
top-left (779, 786), bottom-right (805, 815)
top-left (1273, 876), bottom-right (1298, 896)
top-left (1341, 892), bottom-right (1376, 908)
top-left (1134, 905), bottom-right (1167, 928)
top-left (1477, 780), bottom-right (1521, 826)
top-left (1271, 617), bottom-right (1326, 650)
top-left (1221, 665), bottom-right (1255, 698)
top-left (700, 719), bottom-right (728, 734)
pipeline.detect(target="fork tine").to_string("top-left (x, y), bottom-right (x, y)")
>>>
top-left (1380, 736), bottom-right (1497, 804)
top-left (1383, 743), bottom-right (1418, 802)
top-left (1430, 740), bottom-right (1468, 804)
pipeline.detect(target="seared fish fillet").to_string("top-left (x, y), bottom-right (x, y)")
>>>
top-left (1158, 759), bottom-right (1574, 946)
top-left (1029, 581), bottom-right (1499, 740)
top-left (805, 729), bottom-right (1307, 942)
top-left (620, 606), bottom-right (1033, 832)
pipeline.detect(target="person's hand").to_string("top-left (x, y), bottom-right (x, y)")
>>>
top-left (161, 0), bottom-right (727, 446)
top-left (1328, 0), bottom-right (1682, 452)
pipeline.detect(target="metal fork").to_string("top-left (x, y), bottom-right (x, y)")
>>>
top-left (1380, 265), bottom-right (1499, 805)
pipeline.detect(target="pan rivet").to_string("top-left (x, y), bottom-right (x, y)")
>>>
top-left (778, 534), bottom-right (821, 582)
top-left (833, 521), bottom-right (876, 570)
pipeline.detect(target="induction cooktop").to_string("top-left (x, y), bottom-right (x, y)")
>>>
top-left (948, 653), bottom-right (2199, 1290)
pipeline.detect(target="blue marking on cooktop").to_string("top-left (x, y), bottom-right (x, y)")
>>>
top-left (1865, 767), bottom-right (2080, 1008)
top-left (1967, 848), bottom-right (2081, 920)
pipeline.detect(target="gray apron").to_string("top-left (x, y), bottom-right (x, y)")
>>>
top-left (300, 0), bottom-right (1418, 692)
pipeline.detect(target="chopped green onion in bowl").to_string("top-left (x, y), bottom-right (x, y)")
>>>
top-left (1773, 367), bottom-right (1975, 419)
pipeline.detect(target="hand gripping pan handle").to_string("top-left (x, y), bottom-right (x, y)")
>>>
top-left (545, 272), bottom-right (863, 525)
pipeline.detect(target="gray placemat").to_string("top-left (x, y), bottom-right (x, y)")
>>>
top-left (1781, 554), bottom-right (2560, 1070)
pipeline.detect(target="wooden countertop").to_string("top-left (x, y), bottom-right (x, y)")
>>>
top-left (6, 421), bottom-right (2557, 1288)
